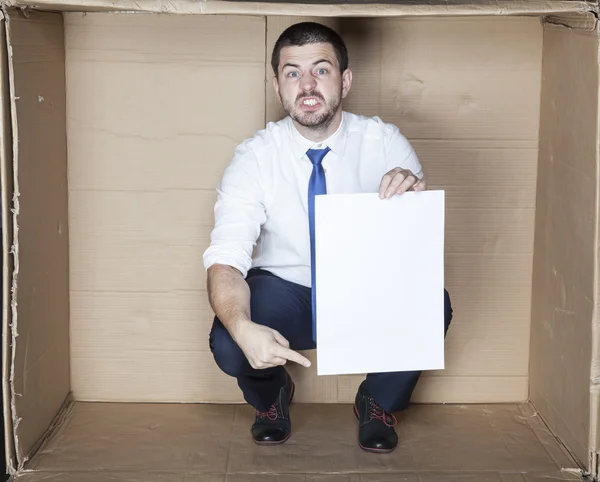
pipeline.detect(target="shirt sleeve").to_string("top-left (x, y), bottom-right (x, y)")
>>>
top-left (384, 123), bottom-right (424, 179)
top-left (202, 142), bottom-right (266, 278)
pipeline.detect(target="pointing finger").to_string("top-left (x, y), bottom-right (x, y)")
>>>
top-left (274, 346), bottom-right (311, 368)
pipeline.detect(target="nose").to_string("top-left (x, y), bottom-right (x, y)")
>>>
top-left (300, 73), bottom-right (317, 92)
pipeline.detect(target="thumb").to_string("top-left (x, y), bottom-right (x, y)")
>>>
top-left (272, 330), bottom-right (290, 348)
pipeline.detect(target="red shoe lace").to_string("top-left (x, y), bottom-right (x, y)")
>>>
top-left (257, 404), bottom-right (279, 421)
top-left (369, 398), bottom-right (397, 427)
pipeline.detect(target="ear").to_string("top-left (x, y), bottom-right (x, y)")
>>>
top-left (341, 68), bottom-right (353, 99)
top-left (273, 75), bottom-right (282, 105)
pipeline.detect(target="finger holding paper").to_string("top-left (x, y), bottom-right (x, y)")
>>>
top-left (379, 167), bottom-right (427, 199)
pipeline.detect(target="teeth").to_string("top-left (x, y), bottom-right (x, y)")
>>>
top-left (303, 99), bottom-right (317, 106)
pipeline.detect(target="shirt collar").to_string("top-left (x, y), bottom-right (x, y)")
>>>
top-left (288, 111), bottom-right (347, 161)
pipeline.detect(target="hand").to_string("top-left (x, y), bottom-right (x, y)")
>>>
top-left (379, 168), bottom-right (426, 199)
top-left (233, 320), bottom-right (311, 370)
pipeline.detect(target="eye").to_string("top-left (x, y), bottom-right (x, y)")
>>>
top-left (287, 71), bottom-right (299, 78)
top-left (317, 68), bottom-right (328, 75)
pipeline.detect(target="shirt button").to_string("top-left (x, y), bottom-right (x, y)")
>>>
top-left (317, 144), bottom-right (322, 148)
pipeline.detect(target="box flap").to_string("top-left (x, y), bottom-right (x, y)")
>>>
top-left (4, 8), bottom-right (71, 467)
top-left (3, 0), bottom-right (597, 16)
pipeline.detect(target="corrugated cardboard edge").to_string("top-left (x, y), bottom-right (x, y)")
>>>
top-left (1, 0), bottom-right (597, 16)
top-left (0, 7), bottom-right (14, 477)
top-left (2, 5), bottom-right (21, 470)
top-left (590, 20), bottom-right (600, 482)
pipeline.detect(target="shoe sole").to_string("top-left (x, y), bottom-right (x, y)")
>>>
top-left (353, 405), bottom-right (396, 454)
top-left (253, 381), bottom-right (295, 446)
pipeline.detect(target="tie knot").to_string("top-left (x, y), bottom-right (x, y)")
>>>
top-left (306, 147), bottom-right (330, 166)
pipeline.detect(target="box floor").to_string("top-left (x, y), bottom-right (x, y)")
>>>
top-left (13, 402), bottom-right (584, 481)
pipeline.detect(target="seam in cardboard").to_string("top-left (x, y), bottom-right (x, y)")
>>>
top-left (18, 393), bottom-right (74, 471)
top-left (530, 394), bottom-right (592, 477)
top-left (519, 402), bottom-right (585, 476)
top-left (1, 4), bottom-right (22, 470)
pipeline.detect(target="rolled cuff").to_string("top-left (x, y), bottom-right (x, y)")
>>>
top-left (203, 246), bottom-right (253, 278)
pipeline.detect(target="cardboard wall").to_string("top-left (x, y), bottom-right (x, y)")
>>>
top-left (66, 13), bottom-right (543, 404)
top-left (529, 24), bottom-right (599, 467)
top-left (326, 16), bottom-right (542, 403)
top-left (65, 13), bottom-right (266, 402)
top-left (5, 11), bottom-right (71, 463)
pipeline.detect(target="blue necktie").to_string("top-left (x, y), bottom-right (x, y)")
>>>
top-left (306, 147), bottom-right (330, 342)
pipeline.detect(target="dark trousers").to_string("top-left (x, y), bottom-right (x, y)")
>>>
top-left (209, 268), bottom-right (453, 413)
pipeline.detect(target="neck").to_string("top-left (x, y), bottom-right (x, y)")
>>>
top-left (293, 109), bottom-right (343, 143)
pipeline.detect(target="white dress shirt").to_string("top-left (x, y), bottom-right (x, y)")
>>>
top-left (203, 111), bottom-right (423, 288)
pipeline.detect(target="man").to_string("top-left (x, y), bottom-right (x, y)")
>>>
top-left (204, 22), bottom-right (452, 453)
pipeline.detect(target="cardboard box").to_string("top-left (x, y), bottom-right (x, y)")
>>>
top-left (1, 0), bottom-right (599, 480)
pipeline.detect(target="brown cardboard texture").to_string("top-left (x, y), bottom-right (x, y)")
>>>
top-left (1, 1), bottom-right (600, 481)
top-left (4, 7), bottom-right (70, 469)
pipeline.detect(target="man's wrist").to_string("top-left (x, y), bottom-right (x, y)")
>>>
top-left (230, 316), bottom-right (252, 343)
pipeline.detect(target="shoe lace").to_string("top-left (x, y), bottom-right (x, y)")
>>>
top-left (257, 404), bottom-right (279, 421)
top-left (368, 398), bottom-right (397, 427)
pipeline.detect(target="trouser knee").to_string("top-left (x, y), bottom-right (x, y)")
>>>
top-left (208, 318), bottom-right (249, 378)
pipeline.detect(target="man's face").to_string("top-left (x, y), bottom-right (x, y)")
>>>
top-left (274, 42), bottom-right (351, 131)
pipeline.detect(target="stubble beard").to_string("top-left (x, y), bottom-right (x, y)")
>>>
top-left (282, 87), bottom-right (342, 133)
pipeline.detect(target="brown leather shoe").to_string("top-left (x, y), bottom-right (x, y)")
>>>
top-left (251, 372), bottom-right (295, 445)
top-left (354, 381), bottom-right (398, 453)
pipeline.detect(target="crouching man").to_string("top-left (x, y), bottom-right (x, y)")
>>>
top-left (203, 21), bottom-right (452, 453)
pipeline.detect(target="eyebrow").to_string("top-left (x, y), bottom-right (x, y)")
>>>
top-left (281, 59), bottom-right (334, 70)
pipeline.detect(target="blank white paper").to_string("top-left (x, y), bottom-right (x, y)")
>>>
top-left (314, 191), bottom-right (445, 376)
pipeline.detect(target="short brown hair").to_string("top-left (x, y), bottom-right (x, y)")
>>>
top-left (271, 22), bottom-right (349, 75)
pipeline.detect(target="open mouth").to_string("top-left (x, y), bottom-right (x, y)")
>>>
top-left (299, 97), bottom-right (322, 109)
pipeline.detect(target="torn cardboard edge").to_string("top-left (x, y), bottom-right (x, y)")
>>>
top-left (2, 6), bottom-right (21, 473)
top-left (0, 8), bottom-right (14, 477)
top-left (2, 0), bottom-right (597, 16)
